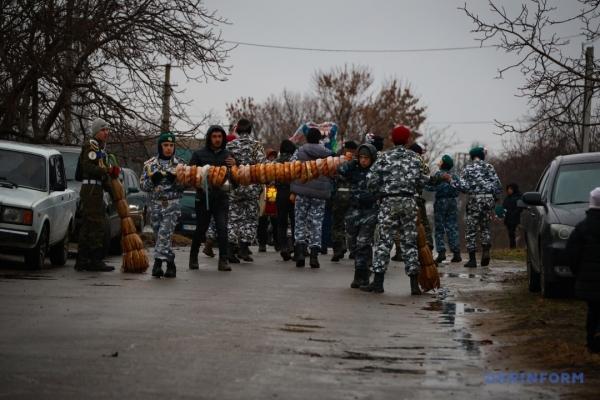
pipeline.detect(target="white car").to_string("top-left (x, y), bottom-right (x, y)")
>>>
top-left (0, 141), bottom-right (77, 269)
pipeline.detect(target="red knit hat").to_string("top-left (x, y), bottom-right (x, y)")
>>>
top-left (226, 134), bottom-right (237, 143)
top-left (391, 126), bottom-right (410, 144)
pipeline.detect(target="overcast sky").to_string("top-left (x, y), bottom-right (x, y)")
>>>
top-left (170, 0), bottom-right (589, 157)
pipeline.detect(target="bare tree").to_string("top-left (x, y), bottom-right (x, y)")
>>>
top-left (417, 124), bottom-right (461, 170)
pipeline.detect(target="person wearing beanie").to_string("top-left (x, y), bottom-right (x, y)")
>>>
top-left (360, 125), bottom-right (427, 295)
top-left (445, 145), bottom-right (502, 268)
top-left (188, 125), bottom-right (238, 271)
top-left (74, 117), bottom-right (118, 273)
top-left (140, 133), bottom-right (187, 278)
top-left (338, 144), bottom-right (379, 288)
top-left (290, 128), bottom-right (334, 268)
top-left (273, 139), bottom-right (298, 261)
top-left (567, 187), bottom-right (600, 353)
top-left (330, 140), bottom-right (360, 261)
top-left (502, 183), bottom-right (523, 249)
top-left (226, 118), bottom-right (268, 262)
top-left (426, 155), bottom-right (462, 263)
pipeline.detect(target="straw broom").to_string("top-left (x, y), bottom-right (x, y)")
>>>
top-left (111, 177), bottom-right (149, 273)
top-left (416, 209), bottom-right (440, 292)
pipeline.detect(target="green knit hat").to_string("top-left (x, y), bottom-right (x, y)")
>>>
top-left (158, 132), bottom-right (176, 145)
top-left (469, 146), bottom-right (485, 160)
top-left (441, 154), bottom-right (454, 170)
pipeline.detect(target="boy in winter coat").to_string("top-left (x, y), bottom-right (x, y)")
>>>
top-left (502, 183), bottom-right (523, 249)
top-left (566, 187), bottom-right (600, 353)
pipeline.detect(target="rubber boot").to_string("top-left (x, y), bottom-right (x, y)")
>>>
top-left (89, 249), bottom-right (114, 272)
top-left (331, 244), bottom-right (343, 262)
top-left (450, 252), bottom-right (462, 262)
top-left (228, 242), bottom-right (240, 264)
top-left (481, 245), bottom-right (491, 267)
top-left (164, 261), bottom-right (176, 278)
top-left (74, 250), bottom-right (90, 271)
top-left (464, 251), bottom-right (477, 268)
top-left (309, 247), bottom-right (320, 268)
top-left (218, 257), bottom-right (231, 271)
top-left (295, 243), bottom-right (305, 267)
top-left (360, 272), bottom-right (384, 293)
top-left (351, 269), bottom-right (368, 289)
top-left (189, 253), bottom-right (199, 269)
top-left (202, 238), bottom-right (215, 258)
top-left (435, 251), bottom-right (446, 263)
top-left (410, 274), bottom-right (421, 295)
top-left (239, 242), bottom-right (254, 262)
top-left (152, 259), bottom-right (164, 277)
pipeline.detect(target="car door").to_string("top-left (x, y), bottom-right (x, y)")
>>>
top-left (526, 163), bottom-right (553, 270)
top-left (47, 155), bottom-right (65, 244)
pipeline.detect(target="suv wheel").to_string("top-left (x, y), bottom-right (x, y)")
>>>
top-left (25, 225), bottom-right (48, 270)
top-left (526, 244), bottom-right (540, 292)
top-left (49, 229), bottom-right (70, 265)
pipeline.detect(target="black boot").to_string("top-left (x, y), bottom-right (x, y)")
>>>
top-left (74, 249), bottom-right (90, 271)
top-left (239, 242), bottom-right (254, 262)
top-left (309, 247), bottom-right (320, 268)
top-left (450, 252), bottom-right (462, 262)
top-left (361, 269), bottom-right (371, 287)
top-left (410, 274), bottom-right (421, 295)
top-left (89, 249), bottom-right (114, 272)
top-left (295, 243), bottom-right (305, 267)
top-left (435, 251), bottom-right (446, 263)
top-left (331, 245), bottom-right (343, 262)
top-left (351, 269), bottom-right (369, 289)
top-left (464, 251), bottom-right (477, 268)
top-left (481, 245), bottom-right (491, 267)
top-left (152, 259), bottom-right (164, 277)
top-left (202, 238), bottom-right (215, 258)
top-left (360, 272), bottom-right (384, 293)
top-left (189, 253), bottom-right (199, 269)
top-left (228, 242), bottom-right (240, 264)
top-left (320, 246), bottom-right (328, 255)
top-left (164, 261), bottom-right (176, 278)
top-left (218, 257), bottom-right (231, 271)
top-left (280, 246), bottom-right (292, 261)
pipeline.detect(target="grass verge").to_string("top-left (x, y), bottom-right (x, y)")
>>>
top-left (490, 248), bottom-right (526, 262)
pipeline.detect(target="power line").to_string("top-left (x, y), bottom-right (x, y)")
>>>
top-left (428, 120), bottom-right (520, 125)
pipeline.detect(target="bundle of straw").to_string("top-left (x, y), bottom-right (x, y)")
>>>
top-left (111, 178), bottom-right (149, 273)
top-left (416, 210), bottom-right (440, 292)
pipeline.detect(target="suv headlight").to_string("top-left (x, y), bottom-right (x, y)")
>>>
top-left (1, 207), bottom-right (33, 225)
top-left (550, 224), bottom-right (574, 240)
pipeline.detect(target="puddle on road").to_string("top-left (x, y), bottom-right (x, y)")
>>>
top-left (0, 274), bottom-right (56, 280)
top-left (85, 283), bottom-right (122, 287)
top-left (342, 351), bottom-right (425, 362)
top-left (353, 366), bottom-right (448, 375)
top-left (442, 272), bottom-right (482, 279)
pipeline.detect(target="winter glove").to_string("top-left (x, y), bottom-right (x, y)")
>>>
top-left (165, 171), bottom-right (177, 183)
top-left (151, 172), bottom-right (163, 185)
top-left (108, 166), bottom-right (120, 179)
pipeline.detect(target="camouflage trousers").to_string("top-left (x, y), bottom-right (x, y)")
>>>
top-left (465, 196), bottom-right (495, 252)
top-left (150, 201), bottom-right (181, 263)
top-left (346, 207), bottom-right (377, 270)
top-left (416, 196), bottom-right (433, 249)
top-left (373, 197), bottom-right (419, 275)
top-left (433, 197), bottom-right (460, 253)
top-left (228, 196), bottom-right (260, 244)
top-left (294, 195), bottom-right (326, 249)
top-left (331, 191), bottom-right (350, 251)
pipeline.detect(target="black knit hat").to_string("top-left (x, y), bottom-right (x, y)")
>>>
top-left (279, 139), bottom-right (296, 155)
top-left (409, 143), bottom-right (423, 155)
top-left (372, 141), bottom-right (383, 151)
top-left (344, 140), bottom-right (358, 150)
top-left (306, 127), bottom-right (322, 144)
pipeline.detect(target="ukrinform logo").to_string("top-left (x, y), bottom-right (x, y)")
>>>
top-left (484, 372), bottom-right (584, 384)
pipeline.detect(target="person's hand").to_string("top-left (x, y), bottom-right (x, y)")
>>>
top-left (165, 171), bottom-right (177, 183)
top-left (151, 172), bottom-right (163, 185)
top-left (226, 156), bottom-right (236, 167)
top-left (108, 166), bottom-right (120, 179)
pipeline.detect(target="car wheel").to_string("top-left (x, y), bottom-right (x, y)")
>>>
top-left (108, 233), bottom-right (123, 255)
top-left (25, 225), bottom-right (48, 270)
top-left (526, 244), bottom-right (540, 292)
top-left (49, 229), bottom-right (69, 265)
top-left (540, 256), bottom-right (560, 298)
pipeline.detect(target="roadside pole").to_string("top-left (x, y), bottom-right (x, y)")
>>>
top-left (161, 64), bottom-right (171, 133)
top-left (582, 46), bottom-right (593, 153)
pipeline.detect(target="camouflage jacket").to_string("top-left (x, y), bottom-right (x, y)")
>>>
top-left (366, 145), bottom-right (426, 197)
top-left (140, 155), bottom-right (187, 201)
top-left (337, 160), bottom-right (378, 209)
top-left (80, 138), bottom-right (112, 192)
top-left (425, 169), bottom-right (460, 199)
top-left (451, 159), bottom-right (502, 200)
top-left (226, 134), bottom-right (267, 199)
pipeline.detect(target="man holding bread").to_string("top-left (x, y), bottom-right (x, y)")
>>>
top-left (188, 125), bottom-right (237, 271)
top-left (140, 133), bottom-right (187, 278)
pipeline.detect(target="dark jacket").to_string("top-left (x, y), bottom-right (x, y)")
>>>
top-left (188, 125), bottom-right (236, 198)
top-left (566, 208), bottom-right (600, 302)
top-left (290, 143), bottom-right (333, 199)
top-left (502, 183), bottom-right (523, 226)
top-left (337, 144), bottom-right (378, 208)
top-left (274, 152), bottom-right (293, 188)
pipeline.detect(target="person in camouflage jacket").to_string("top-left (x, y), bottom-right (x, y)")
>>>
top-left (226, 119), bottom-right (267, 262)
top-left (446, 146), bottom-right (502, 268)
top-left (140, 133), bottom-right (187, 278)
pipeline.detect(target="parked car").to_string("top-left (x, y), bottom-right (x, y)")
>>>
top-left (48, 145), bottom-right (149, 256)
top-left (521, 152), bottom-right (600, 298)
top-left (0, 141), bottom-right (77, 269)
top-left (175, 191), bottom-right (197, 236)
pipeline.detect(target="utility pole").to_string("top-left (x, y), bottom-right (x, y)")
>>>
top-left (161, 64), bottom-right (171, 133)
top-left (582, 46), bottom-right (594, 153)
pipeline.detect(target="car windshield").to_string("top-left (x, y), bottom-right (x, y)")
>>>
top-left (553, 162), bottom-right (600, 205)
top-left (60, 151), bottom-right (79, 181)
top-left (0, 149), bottom-right (46, 191)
